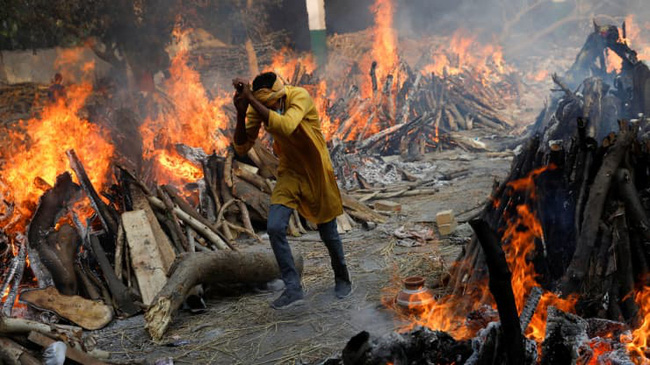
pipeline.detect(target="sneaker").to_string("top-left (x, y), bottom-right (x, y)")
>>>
top-left (270, 290), bottom-right (305, 310)
top-left (335, 279), bottom-right (352, 299)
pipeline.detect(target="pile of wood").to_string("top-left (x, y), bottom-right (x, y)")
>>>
top-left (281, 54), bottom-right (517, 159)
top-left (0, 132), bottom-right (387, 362)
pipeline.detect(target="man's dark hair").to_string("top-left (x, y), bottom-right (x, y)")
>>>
top-left (252, 72), bottom-right (277, 91)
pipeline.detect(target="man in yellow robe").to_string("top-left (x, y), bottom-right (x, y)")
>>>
top-left (232, 72), bottom-right (352, 309)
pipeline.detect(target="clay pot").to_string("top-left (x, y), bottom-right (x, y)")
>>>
top-left (395, 276), bottom-right (435, 314)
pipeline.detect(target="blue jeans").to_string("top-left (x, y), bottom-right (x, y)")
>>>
top-left (267, 204), bottom-right (349, 293)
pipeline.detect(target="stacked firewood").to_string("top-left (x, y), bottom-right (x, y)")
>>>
top-left (0, 132), bottom-right (388, 363)
top-left (283, 59), bottom-right (517, 158)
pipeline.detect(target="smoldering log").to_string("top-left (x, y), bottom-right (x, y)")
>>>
top-left (469, 218), bottom-right (525, 365)
top-left (44, 223), bottom-right (80, 295)
top-left (66, 149), bottom-right (118, 235)
top-left (145, 247), bottom-right (304, 341)
top-left (26, 172), bottom-right (80, 289)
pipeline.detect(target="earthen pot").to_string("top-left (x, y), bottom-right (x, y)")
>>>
top-left (395, 276), bottom-right (435, 314)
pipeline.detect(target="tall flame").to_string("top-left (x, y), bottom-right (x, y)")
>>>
top-left (0, 75), bottom-right (114, 234)
top-left (367, 0), bottom-right (398, 96)
top-left (625, 285), bottom-right (650, 364)
top-left (140, 28), bottom-right (231, 186)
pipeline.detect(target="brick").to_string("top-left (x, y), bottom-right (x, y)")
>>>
top-left (438, 222), bottom-right (457, 236)
top-left (436, 210), bottom-right (455, 225)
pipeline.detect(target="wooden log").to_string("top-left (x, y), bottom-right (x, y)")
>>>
top-left (0, 337), bottom-right (40, 365)
top-left (20, 287), bottom-right (113, 330)
top-left (75, 266), bottom-right (101, 301)
top-left (520, 286), bottom-right (543, 332)
top-left (231, 175), bottom-right (270, 221)
top-left (88, 234), bottom-right (139, 316)
top-left (122, 210), bottom-right (169, 306)
top-left (148, 196), bottom-right (231, 250)
top-left (28, 331), bottom-right (108, 365)
top-left (161, 186), bottom-right (233, 249)
top-left (234, 161), bottom-right (272, 193)
top-left (0, 316), bottom-right (82, 337)
top-left (202, 156), bottom-right (222, 215)
top-left (155, 211), bottom-right (185, 255)
top-left (540, 307), bottom-right (588, 365)
top-left (156, 186), bottom-right (190, 252)
top-left (250, 141), bottom-right (278, 179)
top-left (559, 120), bottom-right (637, 295)
top-left (611, 206), bottom-right (639, 321)
top-left (469, 218), bottom-right (524, 365)
top-left (80, 258), bottom-right (114, 308)
top-left (145, 248), bottom-right (304, 341)
top-left (114, 222), bottom-right (125, 280)
top-left (66, 149), bottom-right (118, 235)
top-left (341, 192), bottom-right (387, 223)
top-left (43, 223), bottom-right (79, 295)
top-left (26, 173), bottom-right (79, 289)
top-left (224, 150), bottom-right (234, 188)
top-left (198, 180), bottom-right (216, 223)
top-left (616, 168), bottom-right (650, 243)
top-left (237, 200), bottom-right (260, 241)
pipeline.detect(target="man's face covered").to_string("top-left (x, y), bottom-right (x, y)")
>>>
top-left (253, 75), bottom-right (287, 114)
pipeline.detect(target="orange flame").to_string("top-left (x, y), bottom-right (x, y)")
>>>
top-left (365, 0), bottom-right (398, 97)
top-left (586, 338), bottom-right (613, 365)
top-left (504, 165), bottom-right (577, 343)
top-left (140, 28), bottom-right (231, 186)
top-left (625, 285), bottom-right (650, 364)
top-left (265, 47), bottom-right (316, 83)
top-left (422, 31), bottom-right (511, 79)
top-left (623, 15), bottom-right (650, 62)
top-left (0, 66), bottom-right (114, 235)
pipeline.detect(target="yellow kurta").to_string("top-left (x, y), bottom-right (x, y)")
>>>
top-left (233, 86), bottom-right (343, 224)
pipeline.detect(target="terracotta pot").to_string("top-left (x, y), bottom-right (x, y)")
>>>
top-left (395, 276), bottom-right (434, 314)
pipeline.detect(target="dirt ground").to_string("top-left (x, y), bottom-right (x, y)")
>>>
top-left (92, 132), bottom-right (515, 365)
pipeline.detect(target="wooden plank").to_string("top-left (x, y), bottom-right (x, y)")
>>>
top-left (28, 331), bottom-right (108, 365)
top-left (130, 186), bottom-right (176, 273)
top-left (122, 210), bottom-right (168, 305)
top-left (20, 287), bottom-right (113, 330)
